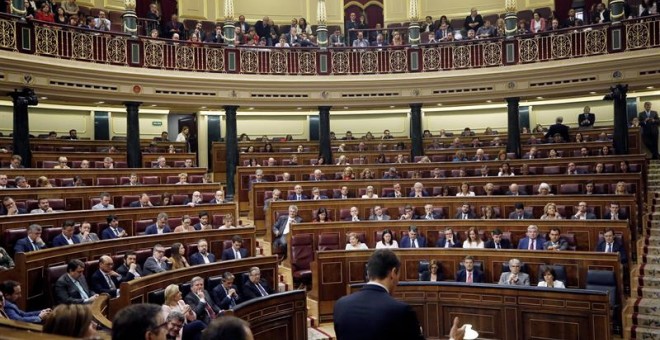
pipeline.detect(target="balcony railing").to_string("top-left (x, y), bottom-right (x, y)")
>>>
top-left (0, 14), bottom-right (658, 76)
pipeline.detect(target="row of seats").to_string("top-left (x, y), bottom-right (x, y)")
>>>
top-left (3, 174), bottom-right (205, 187)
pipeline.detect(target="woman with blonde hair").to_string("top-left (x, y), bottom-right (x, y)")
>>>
top-left (342, 166), bottom-right (355, 180)
top-left (361, 185), bottom-right (379, 199)
top-left (161, 284), bottom-right (197, 323)
top-left (541, 202), bottom-right (563, 220)
top-left (614, 181), bottom-right (628, 195)
top-left (345, 232), bottom-right (368, 250)
top-left (37, 176), bottom-right (53, 188)
top-left (219, 213), bottom-right (236, 229)
top-left (168, 243), bottom-right (190, 270)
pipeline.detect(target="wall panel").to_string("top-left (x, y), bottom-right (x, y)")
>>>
top-left (236, 114), bottom-right (309, 140)
top-left (424, 108), bottom-right (507, 134)
top-left (179, 0), bottom-right (209, 20)
top-left (102, 0), bottom-right (124, 11)
top-left (110, 112), bottom-right (169, 138)
top-left (530, 101), bottom-right (614, 129)
top-left (330, 112), bottom-right (409, 137)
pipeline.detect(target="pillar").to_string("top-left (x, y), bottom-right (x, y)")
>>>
top-left (316, 0), bottom-right (328, 49)
top-left (122, 0), bottom-right (138, 37)
top-left (609, 0), bottom-right (625, 22)
top-left (224, 105), bottom-right (239, 200)
top-left (223, 0), bottom-right (236, 47)
top-left (504, 0), bottom-right (518, 38)
top-left (124, 102), bottom-right (142, 168)
top-left (9, 88), bottom-right (37, 167)
top-left (506, 97), bottom-right (522, 158)
top-left (319, 106), bottom-right (332, 165)
top-left (10, 0), bottom-right (25, 17)
top-left (410, 104), bottom-right (423, 158)
top-left (407, 0), bottom-right (421, 46)
top-left (610, 84), bottom-right (629, 154)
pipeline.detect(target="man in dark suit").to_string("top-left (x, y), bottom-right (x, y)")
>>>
top-left (101, 215), bottom-right (128, 240)
top-left (91, 255), bottom-right (122, 298)
top-left (242, 266), bottom-right (273, 302)
top-left (517, 225), bottom-right (544, 250)
top-left (272, 205), bottom-right (303, 259)
top-left (543, 228), bottom-right (569, 251)
top-left (604, 202), bottom-right (629, 220)
top-left (54, 259), bottom-right (98, 305)
top-left (145, 212), bottom-right (172, 235)
top-left (484, 229), bottom-right (512, 249)
top-left (334, 249), bottom-right (424, 340)
top-left (344, 12), bottom-right (359, 47)
top-left (509, 202), bottom-right (534, 219)
top-left (595, 228), bottom-right (628, 263)
top-left (436, 228), bottom-right (462, 248)
top-left (287, 184), bottom-right (309, 201)
top-left (368, 205), bottom-right (391, 221)
top-left (455, 256), bottom-right (484, 283)
top-left (143, 244), bottom-right (169, 276)
top-left (385, 183), bottom-right (405, 198)
top-left (221, 235), bottom-right (249, 261)
top-left (464, 8), bottom-right (483, 32)
top-left (505, 183), bottom-right (527, 196)
top-left (211, 272), bottom-right (240, 310)
top-left (562, 8), bottom-right (584, 28)
top-left (572, 202), bottom-right (597, 220)
top-left (408, 182), bottom-right (430, 197)
top-left (129, 193), bottom-right (153, 208)
top-left (185, 276), bottom-right (220, 325)
top-left (1, 196), bottom-right (27, 216)
top-left (333, 186), bottom-right (354, 199)
top-left (455, 203), bottom-right (477, 219)
top-left (310, 187), bottom-right (329, 200)
top-left (209, 190), bottom-right (226, 204)
top-left (249, 169), bottom-right (268, 189)
top-left (116, 251), bottom-right (143, 282)
top-left (578, 105), bottom-right (596, 129)
top-left (309, 169), bottom-right (326, 181)
top-left (189, 239), bottom-right (216, 265)
top-left (639, 101), bottom-right (659, 159)
top-left (14, 224), bottom-right (46, 253)
top-left (163, 14), bottom-right (184, 39)
top-left (52, 221), bottom-right (81, 247)
top-left (415, 203), bottom-right (443, 220)
top-left (193, 211), bottom-right (211, 230)
top-left (382, 168), bottom-right (401, 180)
top-left (371, 33), bottom-right (388, 48)
top-left (399, 226), bottom-right (427, 248)
top-left (544, 116), bottom-right (570, 142)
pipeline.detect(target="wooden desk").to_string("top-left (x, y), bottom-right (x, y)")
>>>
top-left (311, 249), bottom-right (622, 323)
top-left (0, 138), bottom-right (187, 153)
top-left (347, 282), bottom-right (611, 340)
top-left (21, 152), bottom-right (197, 169)
top-left (0, 168), bottom-right (208, 187)
top-left (108, 256), bottom-right (279, 319)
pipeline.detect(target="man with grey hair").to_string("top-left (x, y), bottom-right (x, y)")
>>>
top-left (210, 190), bottom-right (225, 204)
top-left (185, 276), bottom-right (219, 325)
top-left (264, 188), bottom-right (282, 212)
top-left (498, 259), bottom-right (530, 286)
top-left (518, 225), bottom-right (544, 250)
top-left (242, 267), bottom-right (272, 301)
top-left (545, 116), bottom-right (570, 142)
top-left (143, 244), bottom-right (169, 275)
top-left (14, 224), bottom-right (46, 253)
top-left (369, 205), bottom-right (390, 221)
top-left (409, 182), bottom-right (429, 197)
top-left (145, 212), bottom-right (171, 234)
top-left (272, 205), bottom-right (302, 260)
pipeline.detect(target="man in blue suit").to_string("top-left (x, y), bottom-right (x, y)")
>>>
top-left (595, 228), bottom-right (628, 263)
top-left (400, 226), bottom-right (426, 248)
top-left (287, 184), bottom-right (309, 201)
top-left (334, 249), bottom-right (424, 340)
top-left (52, 221), bottom-right (81, 247)
top-left (221, 235), bottom-right (249, 261)
top-left (436, 227), bottom-right (462, 248)
top-left (310, 187), bottom-right (328, 200)
top-left (0, 280), bottom-right (51, 323)
top-left (517, 225), bottom-right (544, 250)
top-left (90, 255), bottom-right (121, 298)
top-left (145, 212), bottom-right (172, 235)
top-left (189, 239), bottom-right (216, 265)
top-left (101, 215), bottom-right (128, 240)
top-left (455, 256), bottom-right (484, 283)
top-left (14, 224), bottom-right (47, 253)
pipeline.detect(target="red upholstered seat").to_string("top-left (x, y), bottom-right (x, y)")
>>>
top-left (46, 264), bottom-right (68, 305)
top-left (290, 233), bottom-right (314, 289)
top-left (318, 233), bottom-right (340, 251)
top-left (142, 176), bottom-right (160, 184)
top-left (96, 177), bottom-right (118, 186)
top-left (134, 219), bottom-right (154, 235)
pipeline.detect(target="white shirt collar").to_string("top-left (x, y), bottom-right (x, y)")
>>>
top-left (366, 281), bottom-right (389, 294)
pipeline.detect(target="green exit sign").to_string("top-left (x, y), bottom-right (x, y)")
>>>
top-left (152, 121), bottom-right (163, 126)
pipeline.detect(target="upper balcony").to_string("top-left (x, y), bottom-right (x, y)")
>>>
top-left (0, 13), bottom-right (659, 108)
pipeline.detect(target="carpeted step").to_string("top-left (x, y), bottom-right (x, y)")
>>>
top-left (642, 245), bottom-right (660, 255)
top-left (639, 264), bottom-right (660, 278)
top-left (637, 276), bottom-right (660, 288)
top-left (632, 298), bottom-right (660, 316)
top-left (308, 327), bottom-right (333, 340)
top-left (638, 287), bottom-right (660, 299)
top-left (642, 254), bottom-right (660, 264)
top-left (632, 313), bottom-right (660, 329)
top-left (631, 325), bottom-right (660, 339)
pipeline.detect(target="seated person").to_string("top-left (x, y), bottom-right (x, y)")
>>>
top-left (509, 202), bottom-right (533, 219)
top-left (540, 202), bottom-right (563, 220)
top-left (116, 251), bottom-right (143, 281)
top-left (272, 205), bottom-right (302, 260)
top-left (0, 280), bottom-right (50, 322)
top-left (189, 239), bottom-right (216, 265)
top-left (143, 244), bottom-right (169, 275)
top-left (400, 226), bottom-right (426, 248)
top-left (415, 203), bottom-right (442, 220)
top-left (419, 260), bottom-right (444, 282)
top-left (184, 277), bottom-right (220, 325)
top-left (0, 246), bottom-right (15, 270)
top-left (161, 284), bottom-right (197, 324)
top-left (54, 260), bottom-right (99, 304)
top-left (1, 197), bottom-right (27, 216)
top-left (436, 228), bottom-right (462, 248)
top-left (361, 186), bottom-right (378, 199)
top-left (369, 205), bottom-right (390, 221)
top-left (462, 227), bottom-right (484, 249)
top-left (101, 215), bottom-right (128, 239)
top-left (311, 187), bottom-right (329, 200)
top-left (455, 182), bottom-right (475, 197)
top-left (218, 213), bottom-right (236, 229)
top-left (543, 228), bottom-right (568, 251)
top-left (455, 203), bottom-right (477, 219)
top-left (221, 235), bottom-right (248, 260)
top-left (146, 213), bottom-right (172, 234)
top-left (456, 256), bottom-right (484, 283)
top-left (14, 224), bottom-right (46, 253)
top-left (211, 272), bottom-right (240, 310)
top-left (386, 183), bottom-right (405, 197)
top-left (52, 221), bottom-right (81, 247)
top-left (333, 186), bottom-right (353, 199)
top-left (498, 258), bottom-right (530, 286)
top-left (409, 182), bottom-right (429, 197)
top-left (345, 232), bottom-right (368, 250)
top-left (313, 207), bottom-right (333, 223)
top-left (346, 206), bottom-right (361, 221)
top-left (288, 185), bottom-right (309, 201)
top-left (76, 221), bottom-right (100, 243)
top-left (173, 215), bottom-right (196, 233)
top-left (399, 205), bottom-right (414, 220)
top-left (129, 193), bottom-right (154, 208)
top-left (30, 197), bottom-right (54, 214)
top-left (537, 267), bottom-right (566, 288)
top-left (375, 229), bottom-right (399, 249)
top-left (209, 190), bottom-right (226, 204)
top-left (595, 228), bottom-right (628, 263)
top-left (168, 243), bottom-right (190, 270)
top-left (90, 256), bottom-right (121, 298)
top-left (242, 267), bottom-right (273, 301)
top-left (518, 225), bottom-right (544, 250)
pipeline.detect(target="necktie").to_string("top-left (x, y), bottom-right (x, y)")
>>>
top-left (297, 195), bottom-right (301, 200)
top-left (112, 228), bottom-right (119, 236)
top-left (519, 215), bottom-right (523, 220)
top-left (105, 274), bottom-right (116, 289)
top-left (467, 271), bottom-right (473, 283)
top-left (203, 298), bottom-right (216, 319)
top-left (74, 280), bottom-right (89, 300)
top-left (235, 250), bottom-right (241, 259)
top-left (32, 241), bottom-right (38, 251)
top-left (528, 240), bottom-right (533, 250)
top-left (445, 240), bottom-right (451, 248)
top-left (495, 243), bottom-right (500, 249)
top-left (612, 214), bottom-right (617, 220)
top-left (463, 214), bottom-right (467, 220)
top-left (607, 243), bottom-right (612, 252)
top-left (353, 216), bottom-right (358, 222)
top-left (256, 283), bottom-right (268, 297)
top-left (202, 254), bottom-right (210, 264)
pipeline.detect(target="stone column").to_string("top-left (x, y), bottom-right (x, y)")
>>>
top-left (609, 0), bottom-right (625, 22)
top-left (124, 102), bottom-right (142, 168)
top-left (609, 84), bottom-right (629, 154)
top-left (316, 0), bottom-right (328, 49)
top-left (318, 106), bottom-right (332, 165)
top-left (224, 105), bottom-right (239, 200)
top-left (408, 0), bottom-right (421, 46)
top-left (506, 97), bottom-right (522, 158)
top-left (504, 0), bottom-right (518, 38)
top-left (223, 0), bottom-right (236, 47)
top-left (410, 104), bottom-right (424, 158)
top-left (8, 88), bottom-right (37, 167)
top-left (122, 0), bottom-right (138, 37)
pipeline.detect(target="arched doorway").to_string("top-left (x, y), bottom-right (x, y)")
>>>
top-left (343, 0), bottom-right (384, 28)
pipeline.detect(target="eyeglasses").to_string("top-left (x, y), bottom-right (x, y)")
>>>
top-left (510, 265), bottom-right (520, 267)
top-left (149, 321), bottom-right (169, 333)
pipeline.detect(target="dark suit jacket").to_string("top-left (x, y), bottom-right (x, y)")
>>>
top-left (571, 213), bottom-right (597, 220)
top-left (604, 211), bottom-right (629, 220)
top-left (435, 238), bottom-right (462, 248)
top-left (287, 194), bottom-right (309, 201)
top-left (242, 279), bottom-right (273, 302)
top-left (90, 270), bottom-right (121, 298)
top-left (14, 237), bottom-right (44, 253)
top-left (562, 17), bottom-right (583, 28)
top-left (545, 123), bottom-right (570, 142)
top-left (414, 212), bottom-right (442, 220)
top-left (385, 191), bottom-right (405, 198)
top-left (456, 269), bottom-right (484, 283)
top-left (508, 211), bottom-right (534, 219)
top-left (595, 240), bottom-right (628, 263)
top-left (334, 284), bottom-right (424, 340)
top-left (52, 234), bottom-right (80, 247)
top-left (162, 20), bottom-right (184, 38)
top-left (517, 237), bottom-right (545, 250)
top-left (145, 224), bottom-right (172, 235)
top-left (211, 284), bottom-right (240, 310)
top-left (639, 110), bottom-right (660, 133)
top-left (221, 248), bottom-right (248, 261)
top-left (408, 191), bottom-right (430, 197)
top-left (400, 236), bottom-right (427, 248)
top-left (54, 274), bottom-right (94, 305)
top-left (189, 252), bottom-right (216, 266)
top-left (116, 263), bottom-right (143, 282)
top-left (272, 215), bottom-right (303, 240)
top-left (209, 198), bottom-right (225, 204)
top-left (333, 192), bottom-right (355, 199)
top-left (185, 290), bottom-right (220, 325)
top-left (371, 41), bottom-right (388, 47)
top-left (464, 14), bottom-right (484, 31)
top-left (101, 227), bottom-right (126, 240)
top-left (454, 211), bottom-right (477, 219)
top-left (578, 113), bottom-right (596, 128)
top-left (484, 239), bottom-right (512, 249)
top-left (128, 201), bottom-right (150, 208)
top-left (143, 257), bottom-right (168, 275)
